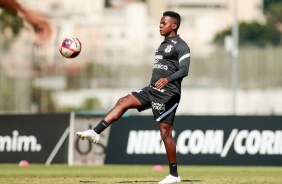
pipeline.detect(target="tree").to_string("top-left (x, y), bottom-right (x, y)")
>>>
top-left (265, 2), bottom-right (282, 32)
top-left (213, 22), bottom-right (281, 46)
top-left (0, 9), bottom-right (24, 112)
top-left (0, 8), bottom-right (23, 34)
top-left (214, 1), bottom-right (282, 46)
top-left (263, 0), bottom-right (282, 12)
top-left (0, 8), bottom-right (24, 50)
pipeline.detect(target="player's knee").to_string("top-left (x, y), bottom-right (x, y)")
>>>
top-left (116, 97), bottom-right (124, 106)
top-left (116, 95), bottom-right (131, 109)
top-left (159, 125), bottom-right (173, 141)
top-left (160, 128), bottom-right (169, 141)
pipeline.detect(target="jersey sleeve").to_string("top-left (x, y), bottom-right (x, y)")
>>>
top-left (166, 43), bottom-right (190, 82)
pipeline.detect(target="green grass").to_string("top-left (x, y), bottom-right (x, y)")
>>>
top-left (0, 164), bottom-right (282, 184)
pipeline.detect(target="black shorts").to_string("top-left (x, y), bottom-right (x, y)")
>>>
top-left (131, 85), bottom-right (180, 125)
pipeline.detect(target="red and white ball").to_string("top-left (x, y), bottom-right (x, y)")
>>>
top-left (59, 37), bottom-right (82, 58)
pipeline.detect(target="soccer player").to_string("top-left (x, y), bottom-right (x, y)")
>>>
top-left (77, 11), bottom-right (190, 184)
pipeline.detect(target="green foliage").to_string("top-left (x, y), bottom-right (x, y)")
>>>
top-left (0, 76), bottom-right (17, 111)
top-left (266, 3), bottom-right (282, 24)
top-left (66, 62), bottom-right (112, 89)
top-left (214, 1), bottom-right (282, 46)
top-left (0, 164), bottom-right (282, 184)
top-left (32, 87), bottom-right (56, 112)
top-left (213, 22), bottom-right (281, 46)
top-left (60, 97), bottom-right (101, 112)
top-left (81, 97), bottom-right (100, 110)
top-left (263, 0), bottom-right (282, 11)
top-left (240, 22), bottom-right (280, 46)
top-left (0, 9), bottom-right (24, 35)
top-left (0, 9), bottom-right (24, 50)
top-left (213, 29), bottom-right (231, 45)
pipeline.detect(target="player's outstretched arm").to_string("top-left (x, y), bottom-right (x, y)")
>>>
top-left (0, 0), bottom-right (52, 43)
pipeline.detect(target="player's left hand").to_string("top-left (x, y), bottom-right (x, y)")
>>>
top-left (155, 78), bottom-right (168, 89)
top-left (24, 10), bottom-right (52, 44)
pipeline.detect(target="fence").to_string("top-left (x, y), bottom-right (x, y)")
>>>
top-left (0, 45), bottom-right (281, 113)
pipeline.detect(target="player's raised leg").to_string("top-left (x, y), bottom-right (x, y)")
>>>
top-left (76, 94), bottom-right (142, 143)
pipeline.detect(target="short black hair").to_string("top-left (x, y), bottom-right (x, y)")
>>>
top-left (163, 11), bottom-right (181, 28)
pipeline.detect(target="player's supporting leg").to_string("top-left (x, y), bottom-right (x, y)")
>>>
top-left (158, 122), bottom-right (181, 184)
top-left (76, 94), bottom-right (142, 143)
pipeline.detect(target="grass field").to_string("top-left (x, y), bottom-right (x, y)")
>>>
top-left (0, 164), bottom-right (282, 184)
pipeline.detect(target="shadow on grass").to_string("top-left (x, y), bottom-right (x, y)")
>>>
top-left (117, 179), bottom-right (202, 183)
top-left (182, 180), bottom-right (202, 183)
top-left (80, 179), bottom-right (202, 183)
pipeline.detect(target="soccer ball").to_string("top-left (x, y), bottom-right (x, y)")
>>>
top-left (59, 37), bottom-right (82, 58)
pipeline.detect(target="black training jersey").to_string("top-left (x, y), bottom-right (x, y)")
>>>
top-left (150, 35), bottom-right (190, 97)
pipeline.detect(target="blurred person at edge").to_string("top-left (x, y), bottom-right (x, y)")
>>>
top-left (0, 0), bottom-right (52, 44)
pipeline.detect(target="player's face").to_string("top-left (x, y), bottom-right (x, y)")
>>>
top-left (159, 16), bottom-right (177, 37)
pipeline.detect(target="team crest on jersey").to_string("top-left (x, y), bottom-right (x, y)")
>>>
top-left (165, 45), bottom-right (173, 53)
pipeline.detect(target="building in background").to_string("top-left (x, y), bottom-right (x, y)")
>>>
top-left (2, 0), bottom-right (281, 115)
top-left (16, 0), bottom-right (265, 64)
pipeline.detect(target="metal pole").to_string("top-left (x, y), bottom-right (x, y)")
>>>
top-left (231, 0), bottom-right (238, 115)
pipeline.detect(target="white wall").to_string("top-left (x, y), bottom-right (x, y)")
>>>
top-left (53, 88), bottom-right (282, 115)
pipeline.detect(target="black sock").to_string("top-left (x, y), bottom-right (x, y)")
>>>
top-left (169, 162), bottom-right (178, 177)
top-left (93, 120), bottom-right (109, 134)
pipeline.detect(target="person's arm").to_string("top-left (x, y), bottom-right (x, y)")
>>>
top-left (0, 0), bottom-right (24, 12)
top-left (155, 43), bottom-right (190, 89)
top-left (166, 55), bottom-right (190, 82)
top-left (0, 0), bottom-right (52, 43)
top-left (166, 43), bottom-right (190, 82)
